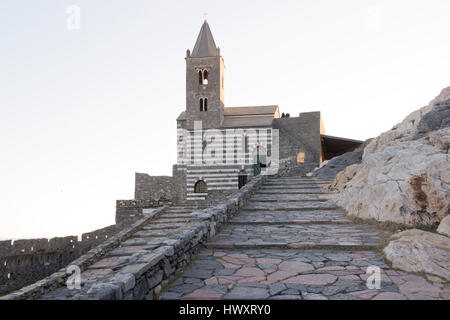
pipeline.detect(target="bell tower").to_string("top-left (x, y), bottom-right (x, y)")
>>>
top-left (184, 21), bottom-right (225, 129)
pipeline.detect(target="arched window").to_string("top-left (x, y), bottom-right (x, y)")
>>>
top-left (204, 98), bottom-right (208, 111)
top-left (198, 71), bottom-right (203, 85)
top-left (199, 98), bottom-right (204, 112)
top-left (203, 70), bottom-right (208, 85)
top-left (194, 180), bottom-right (207, 193)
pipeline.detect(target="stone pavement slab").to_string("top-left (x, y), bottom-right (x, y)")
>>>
top-left (160, 249), bottom-right (415, 300)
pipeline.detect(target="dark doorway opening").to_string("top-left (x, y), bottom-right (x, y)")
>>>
top-left (238, 173), bottom-right (248, 189)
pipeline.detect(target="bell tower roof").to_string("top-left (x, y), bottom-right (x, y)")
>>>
top-left (191, 20), bottom-right (220, 57)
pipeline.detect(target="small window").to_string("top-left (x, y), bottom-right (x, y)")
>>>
top-left (198, 71), bottom-right (203, 85)
top-left (194, 180), bottom-right (207, 193)
top-left (203, 70), bottom-right (208, 85)
top-left (204, 98), bottom-right (208, 111)
top-left (297, 152), bottom-right (305, 164)
top-left (200, 98), bottom-right (204, 112)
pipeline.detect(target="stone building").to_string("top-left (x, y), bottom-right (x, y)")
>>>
top-left (135, 21), bottom-right (361, 205)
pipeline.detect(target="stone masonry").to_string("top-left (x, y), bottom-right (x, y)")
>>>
top-left (4, 175), bottom-right (448, 300)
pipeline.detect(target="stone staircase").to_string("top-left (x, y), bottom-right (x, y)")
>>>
top-left (13, 176), bottom-right (448, 300)
top-left (159, 176), bottom-right (449, 300)
top-left (202, 177), bottom-right (379, 251)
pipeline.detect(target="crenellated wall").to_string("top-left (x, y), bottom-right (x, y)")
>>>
top-left (0, 225), bottom-right (116, 295)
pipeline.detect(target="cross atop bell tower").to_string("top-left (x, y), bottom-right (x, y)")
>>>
top-left (184, 21), bottom-right (225, 129)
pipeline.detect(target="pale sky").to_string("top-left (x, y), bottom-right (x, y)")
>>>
top-left (1, 0), bottom-right (449, 240)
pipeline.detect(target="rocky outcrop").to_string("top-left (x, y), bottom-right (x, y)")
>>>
top-left (428, 86), bottom-right (450, 106)
top-left (331, 88), bottom-right (450, 226)
top-left (311, 147), bottom-right (364, 179)
top-left (437, 215), bottom-right (450, 237)
top-left (363, 87), bottom-right (450, 157)
top-left (383, 229), bottom-right (450, 281)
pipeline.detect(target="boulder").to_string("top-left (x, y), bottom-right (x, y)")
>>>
top-left (312, 147), bottom-right (363, 179)
top-left (329, 164), bottom-right (360, 192)
top-left (331, 88), bottom-right (450, 226)
top-left (333, 127), bottom-right (449, 225)
top-left (428, 86), bottom-right (450, 106)
top-left (437, 215), bottom-right (450, 237)
top-left (383, 229), bottom-right (450, 281)
top-left (415, 100), bottom-right (450, 137)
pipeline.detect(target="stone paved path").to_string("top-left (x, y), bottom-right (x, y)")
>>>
top-left (160, 176), bottom-right (450, 300)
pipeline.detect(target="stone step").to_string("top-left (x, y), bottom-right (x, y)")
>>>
top-left (142, 223), bottom-right (185, 230)
top-left (109, 244), bottom-right (158, 256)
top-left (205, 242), bottom-right (379, 250)
top-left (260, 186), bottom-right (323, 190)
top-left (267, 178), bottom-right (333, 182)
top-left (134, 230), bottom-right (173, 238)
top-left (250, 194), bottom-right (332, 201)
top-left (251, 199), bottom-right (329, 203)
top-left (265, 181), bottom-right (330, 185)
top-left (164, 208), bottom-right (199, 213)
top-left (244, 201), bottom-right (336, 211)
top-left (256, 190), bottom-right (336, 195)
top-left (120, 237), bottom-right (167, 247)
top-left (262, 184), bottom-right (327, 189)
top-left (232, 210), bottom-right (349, 224)
top-left (268, 176), bottom-right (318, 179)
top-left (153, 218), bottom-right (193, 223)
top-left (164, 209), bottom-right (198, 214)
top-left (207, 224), bottom-right (380, 250)
top-left (230, 220), bottom-right (351, 226)
top-left (159, 214), bottom-right (198, 219)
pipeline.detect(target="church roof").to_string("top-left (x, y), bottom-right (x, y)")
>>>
top-left (191, 21), bottom-right (220, 57)
top-left (177, 106), bottom-right (280, 128)
top-left (224, 106), bottom-right (279, 116)
top-left (222, 105), bottom-right (280, 128)
top-left (177, 111), bottom-right (187, 121)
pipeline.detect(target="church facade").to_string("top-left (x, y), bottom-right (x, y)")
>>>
top-left (135, 21), bottom-right (362, 205)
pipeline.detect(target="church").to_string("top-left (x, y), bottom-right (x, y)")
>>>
top-left (135, 21), bottom-right (362, 205)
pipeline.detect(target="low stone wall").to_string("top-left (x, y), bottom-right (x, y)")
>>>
top-left (135, 173), bottom-right (176, 201)
top-left (1, 175), bottom-right (266, 300)
top-left (116, 199), bottom-right (172, 229)
top-left (275, 158), bottom-right (318, 177)
top-left (0, 225), bottom-right (116, 296)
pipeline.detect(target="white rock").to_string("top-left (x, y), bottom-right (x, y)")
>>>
top-left (332, 127), bottom-right (450, 225)
top-left (363, 105), bottom-right (432, 157)
top-left (330, 87), bottom-right (450, 226)
top-left (428, 86), bottom-right (450, 106)
top-left (437, 215), bottom-right (450, 237)
top-left (383, 229), bottom-right (450, 281)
